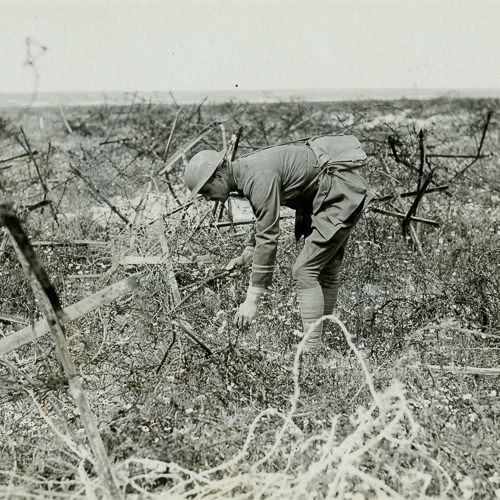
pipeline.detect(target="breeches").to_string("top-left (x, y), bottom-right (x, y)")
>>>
top-left (292, 204), bottom-right (363, 290)
top-left (292, 224), bottom-right (351, 290)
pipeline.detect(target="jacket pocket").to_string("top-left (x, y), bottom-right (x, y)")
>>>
top-left (311, 208), bottom-right (345, 241)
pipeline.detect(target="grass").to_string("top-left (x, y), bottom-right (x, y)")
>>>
top-left (1, 96), bottom-right (500, 498)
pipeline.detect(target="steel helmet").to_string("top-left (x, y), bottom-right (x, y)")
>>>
top-left (184, 150), bottom-right (226, 197)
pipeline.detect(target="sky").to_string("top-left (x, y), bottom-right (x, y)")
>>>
top-left (1, 0), bottom-right (500, 94)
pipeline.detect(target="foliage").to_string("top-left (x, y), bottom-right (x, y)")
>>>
top-left (0, 95), bottom-right (500, 498)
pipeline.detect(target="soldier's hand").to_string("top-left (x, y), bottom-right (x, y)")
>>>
top-left (225, 247), bottom-right (254, 271)
top-left (234, 298), bottom-right (258, 329)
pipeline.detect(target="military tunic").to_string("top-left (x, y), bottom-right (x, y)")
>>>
top-left (231, 136), bottom-right (374, 288)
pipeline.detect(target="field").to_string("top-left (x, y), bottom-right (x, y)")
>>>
top-left (1, 95), bottom-right (500, 499)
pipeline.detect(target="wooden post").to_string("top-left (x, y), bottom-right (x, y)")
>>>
top-left (0, 209), bottom-right (123, 500)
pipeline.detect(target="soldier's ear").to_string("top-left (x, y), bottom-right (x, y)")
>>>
top-left (214, 170), bottom-right (225, 181)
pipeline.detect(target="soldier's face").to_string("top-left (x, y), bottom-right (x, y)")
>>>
top-left (199, 176), bottom-right (230, 204)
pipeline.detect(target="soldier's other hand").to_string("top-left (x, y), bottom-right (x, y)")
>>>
top-left (234, 298), bottom-right (258, 329)
top-left (225, 247), bottom-right (254, 271)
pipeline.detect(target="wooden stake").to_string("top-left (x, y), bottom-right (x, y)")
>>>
top-left (0, 210), bottom-right (123, 499)
top-left (157, 124), bottom-right (217, 176)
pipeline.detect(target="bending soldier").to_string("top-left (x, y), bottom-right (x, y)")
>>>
top-left (184, 135), bottom-right (374, 352)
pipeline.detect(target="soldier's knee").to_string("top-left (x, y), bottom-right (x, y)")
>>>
top-left (292, 262), bottom-right (316, 290)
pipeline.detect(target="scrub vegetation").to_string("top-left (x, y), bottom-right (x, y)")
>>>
top-left (1, 94), bottom-right (500, 499)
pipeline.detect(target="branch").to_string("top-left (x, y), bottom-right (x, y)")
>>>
top-left (70, 164), bottom-right (131, 225)
top-left (0, 151), bottom-right (37, 164)
top-left (370, 207), bottom-right (440, 227)
top-left (374, 185), bottom-right (449, 203)
top-left (455, 110), bottom-right (493, 178)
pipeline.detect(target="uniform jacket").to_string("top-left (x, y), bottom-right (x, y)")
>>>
top-left (231, 135), bottom-right (374, 288)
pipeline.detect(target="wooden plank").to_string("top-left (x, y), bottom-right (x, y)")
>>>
top-left (31, 240), bottom-right (110, 247)
top-left (120, 255), bottom-right (165, 265)
top-left (0, 275), bottom-right (140, 356)
top-left (156, 124), bottom-right (216, 176)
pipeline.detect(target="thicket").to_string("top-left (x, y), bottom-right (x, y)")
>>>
top-left (1, 95), bottom-right (500, 499)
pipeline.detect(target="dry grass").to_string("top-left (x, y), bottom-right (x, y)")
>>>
top-left (1, 96), bottom-right (500, 498)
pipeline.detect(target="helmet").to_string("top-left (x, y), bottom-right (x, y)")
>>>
top-left (184, 150), bottom-right (226, 197)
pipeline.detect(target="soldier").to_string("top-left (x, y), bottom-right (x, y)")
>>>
top-left (184, 135), bottom-right (374, 352)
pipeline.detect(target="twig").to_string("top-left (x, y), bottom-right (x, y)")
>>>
top-left (0, 151), bottom-right (37, 164)
top-left (70, 164), bottom-right (131, 225)
top-left (417, 129), bottom-right (426, 192)
top-left (374, 185), bottom-right (449, 203)
top-left (213, 214), bottom-right (294, 228)
top-left (99, 137), bottom-right (136, 146)
top-left (156, 329), bottom-right (177, 374)
top-left (427, 153), bottom-right (491, 159)
top-left (162, 196), bottom-right (201, 218)
top-left (19, 127), bottom-right (49, 199)
top-left (455, 110), bottom-right (493, 178)
top-left (171, 319), bottom-right (212, 355)
top-left (163, 108), bottom-right (182, 162)
top-left (402, 168), bottom-right (435, 238)
top-left (178, 270), bottom-right (230, 292)
top-left (369, 207), bottom-right (440, 227)
top-left (0, 313), bottom-right (29, 326)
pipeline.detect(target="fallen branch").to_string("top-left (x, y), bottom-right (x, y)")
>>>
top-left (0, 151), bottom-right (37, 164)
top-left (0, 313), bottom-right (29, 326)
top-left (213, 214), bottom-right (294, 228)
top-left (374, 185), bottom-right (449, 203)
top-left (369, 207), bottom-right (440, 227)
top-left (171, 319), bottom-right (212, 355)
top-left (70, 164), bottom-right (131, 225)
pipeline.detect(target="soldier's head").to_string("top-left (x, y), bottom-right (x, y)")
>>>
top-left (184, 150), bottom-right (232, 203)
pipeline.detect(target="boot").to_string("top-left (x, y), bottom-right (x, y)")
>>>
top-left (297, 286), bottom-right (324, 352)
